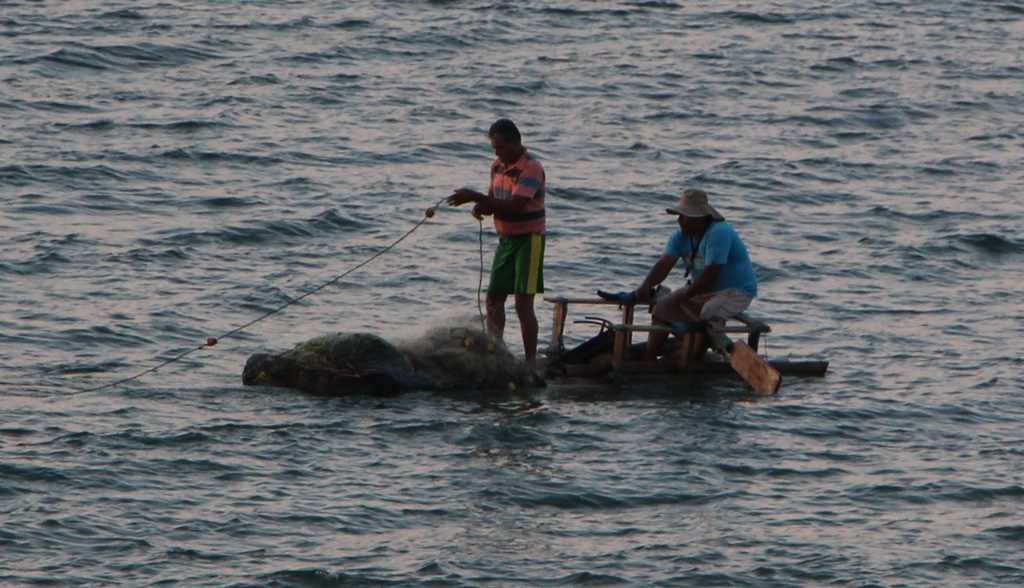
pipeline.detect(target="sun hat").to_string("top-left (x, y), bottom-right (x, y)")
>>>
top-left (665, 188), bottom-right (724, 220)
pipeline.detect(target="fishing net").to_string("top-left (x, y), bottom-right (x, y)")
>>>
top-left (243, 326), bottom-right (539, 392)
top-left (395, 326), bottom-right (538, 391)
top-left (282, 332), bottom-right (415, 374)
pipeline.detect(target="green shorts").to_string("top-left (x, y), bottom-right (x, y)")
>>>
top-left (489, 233), bottom-right (545, 295)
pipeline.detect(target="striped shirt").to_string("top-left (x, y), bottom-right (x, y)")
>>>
top-left (489, 148), bottom-right (546, 236)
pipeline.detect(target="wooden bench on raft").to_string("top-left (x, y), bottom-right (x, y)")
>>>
top-left (543, 295), bottom-right (771, 369)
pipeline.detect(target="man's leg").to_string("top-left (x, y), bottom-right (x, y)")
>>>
top-left (486, 292), bottom-right (508, 339)
top-left (643, 316), bottom-right (671, 362)
top-left (514, 293), bottom-right (538, 364)
top-left (644, 287), bottom-right (694, 361)
top-left (698, 289), bottom-right (752, 328)
top-left (486, 235), bottom-right (515, 340)
top-left (667, 290), bottom-right (750, 364)
top-left (510, 233), bottom-right (544, 364)
top-left (657, 330), bottom-right (708, 365)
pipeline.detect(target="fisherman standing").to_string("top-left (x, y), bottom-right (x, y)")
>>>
top-left (633, 188), bottom-right (758, 361)
top-left (446, 119), bottom-right (547, 365)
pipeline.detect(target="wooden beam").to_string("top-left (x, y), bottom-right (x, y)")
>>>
top-left (561, 359), bottom-right (827, 379)
top-left (611, 329), bottom-right (628, 368)
top-left (550, 300), bottom-right (568, 352)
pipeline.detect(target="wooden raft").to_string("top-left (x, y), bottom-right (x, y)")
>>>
top-left (544, 295), bottom-right (771, 369)
top-left (544, 295), bottom-right (823, 387)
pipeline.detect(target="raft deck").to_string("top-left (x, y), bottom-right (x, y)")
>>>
top-left (543, 294), bottom-right (828, 382)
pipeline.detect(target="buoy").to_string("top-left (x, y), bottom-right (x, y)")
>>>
top-left (507, 381), bottom-right (516, 392)
top-left (425, 207), bottom-right (435, 218)
top-left (206, 337), bottom-right (218, 346)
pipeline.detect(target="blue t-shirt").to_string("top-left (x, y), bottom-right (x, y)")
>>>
top-left (663, 221), bottom-right (757, 298)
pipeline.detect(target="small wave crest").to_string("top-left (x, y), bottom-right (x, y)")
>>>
top-left (959, 232), bottom-right (1023, 255)
top-left (28, 41), bottom-right (218, 73)
top-left (138, 209), bottom-right (373, 248)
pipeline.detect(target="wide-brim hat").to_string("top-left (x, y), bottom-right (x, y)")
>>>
top-left (665, 188), bottom-right (724, 220)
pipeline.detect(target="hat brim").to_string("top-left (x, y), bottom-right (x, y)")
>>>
top-left (666, 205), bottom-right (724, 220)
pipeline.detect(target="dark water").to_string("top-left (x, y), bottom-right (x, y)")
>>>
top-left (2, 1), bottom-right (1023, 586)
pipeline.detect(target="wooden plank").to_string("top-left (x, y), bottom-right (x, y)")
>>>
top-left (732, 312), bottom-right (770, 351)
top-left (621, 305), bottom-right (634, 348)
top-left (543, 296), bottom-right (632, 305)
top-left (733, 312), bottom-right (771, 333)
top-left (727, 341), bottom-right (782, 395)
top-left (561, 360), bottom-right (827, 379)
top-left (611, 329), bottom-right (628, 368)
top-left (550, 300), bottom-right (568, 352)
top-left (613, 324), bottom-right (755, 335)
top-left (678, 307), bottom-right (783, 396)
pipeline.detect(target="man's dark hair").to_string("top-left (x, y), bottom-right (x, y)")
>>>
top-left (488, 118), bottom-right (521, 144)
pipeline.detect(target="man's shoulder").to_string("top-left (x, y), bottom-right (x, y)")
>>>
top-left (517, 153), bottom-right (545, 185)
top-left (709, 221), bottom-right (740, 238)
top-left (522, 150), bottom-right (544, 168)
top-left (664, 228), bottom-right (686, 251)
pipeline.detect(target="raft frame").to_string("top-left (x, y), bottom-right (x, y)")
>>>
top-left (543, 294), bottom-right (829, 388)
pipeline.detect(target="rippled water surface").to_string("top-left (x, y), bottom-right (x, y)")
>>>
top-left (2, 1), bottom-right (1023, 586)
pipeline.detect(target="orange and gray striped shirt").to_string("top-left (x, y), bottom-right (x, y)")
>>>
top-left (489, 148), bottom-right (546, 236)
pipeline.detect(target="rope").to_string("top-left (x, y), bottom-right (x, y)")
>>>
top-left (73, 197), bottom-right (449, 395)
top-left (477, 217), bottom-right (486, 331)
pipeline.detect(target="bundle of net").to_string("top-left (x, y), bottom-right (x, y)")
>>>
top-left (395, 325), bottom-right (539, 391)
top-left (284, 332), bottom-right (416, 376)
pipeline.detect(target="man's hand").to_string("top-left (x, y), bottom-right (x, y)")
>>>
top-left (447, 188), bottom-right (484, 207)
top-left (471, 202), bottom-right (492, 220)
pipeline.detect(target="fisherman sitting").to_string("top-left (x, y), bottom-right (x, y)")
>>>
top-left (632, 188), bottom-right (758, 362)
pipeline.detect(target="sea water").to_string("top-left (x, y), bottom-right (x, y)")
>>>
top-left (2, 2), bottom-right (1022, 585)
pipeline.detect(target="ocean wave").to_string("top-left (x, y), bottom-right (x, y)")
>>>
top-left (285, 48), bottom-right (358, 65)
top-left (720, 10), bottom-right (797, 24)
top-left (146, 147), bottom-right (254, 165)
top-left (129, 119), bottom-right (232, 132)
top-left (98, 9), bottom-right (146, 20)
top-left (959, 232), bottom-right (1023, 255)
top-left (40, 359), bottom-right (132, 375)
top-left (810, 56), bottom-right (860, 72)
top-left (210, 15), bottom-right (320, 32)
top-left (228, 74), bottom-right (280, 86)
top-left (988, 525), bottom-right (1024, 542)
top-left (28, 41), bottom-right (219, 71)
top-left (34, 46), bottom-right (122, 70)
top-left (53, 119), bottom-right (117, 132)
top-left (164, 546), bottom-right (232, 562)
top-left (537, 6), bottom-right (633, 18)
top-left (0, 163), bottom-right (133, 188)
top-left (57, 326), bottom-right (155, 349)
top-left (101, 41), bottom-right (220, 66)
top-left (135, 210), bottom-right (374, 249)
top-left (908, 231), bottom-right (1022, 259)
top-left (259, 569), bottom-right (406, 587)
top-left (326, 18), bottom-right (374, 30)
top-left (0, 463), bottom-right (73, 485)
top-left (105, 247), bottom-right (191, 265)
